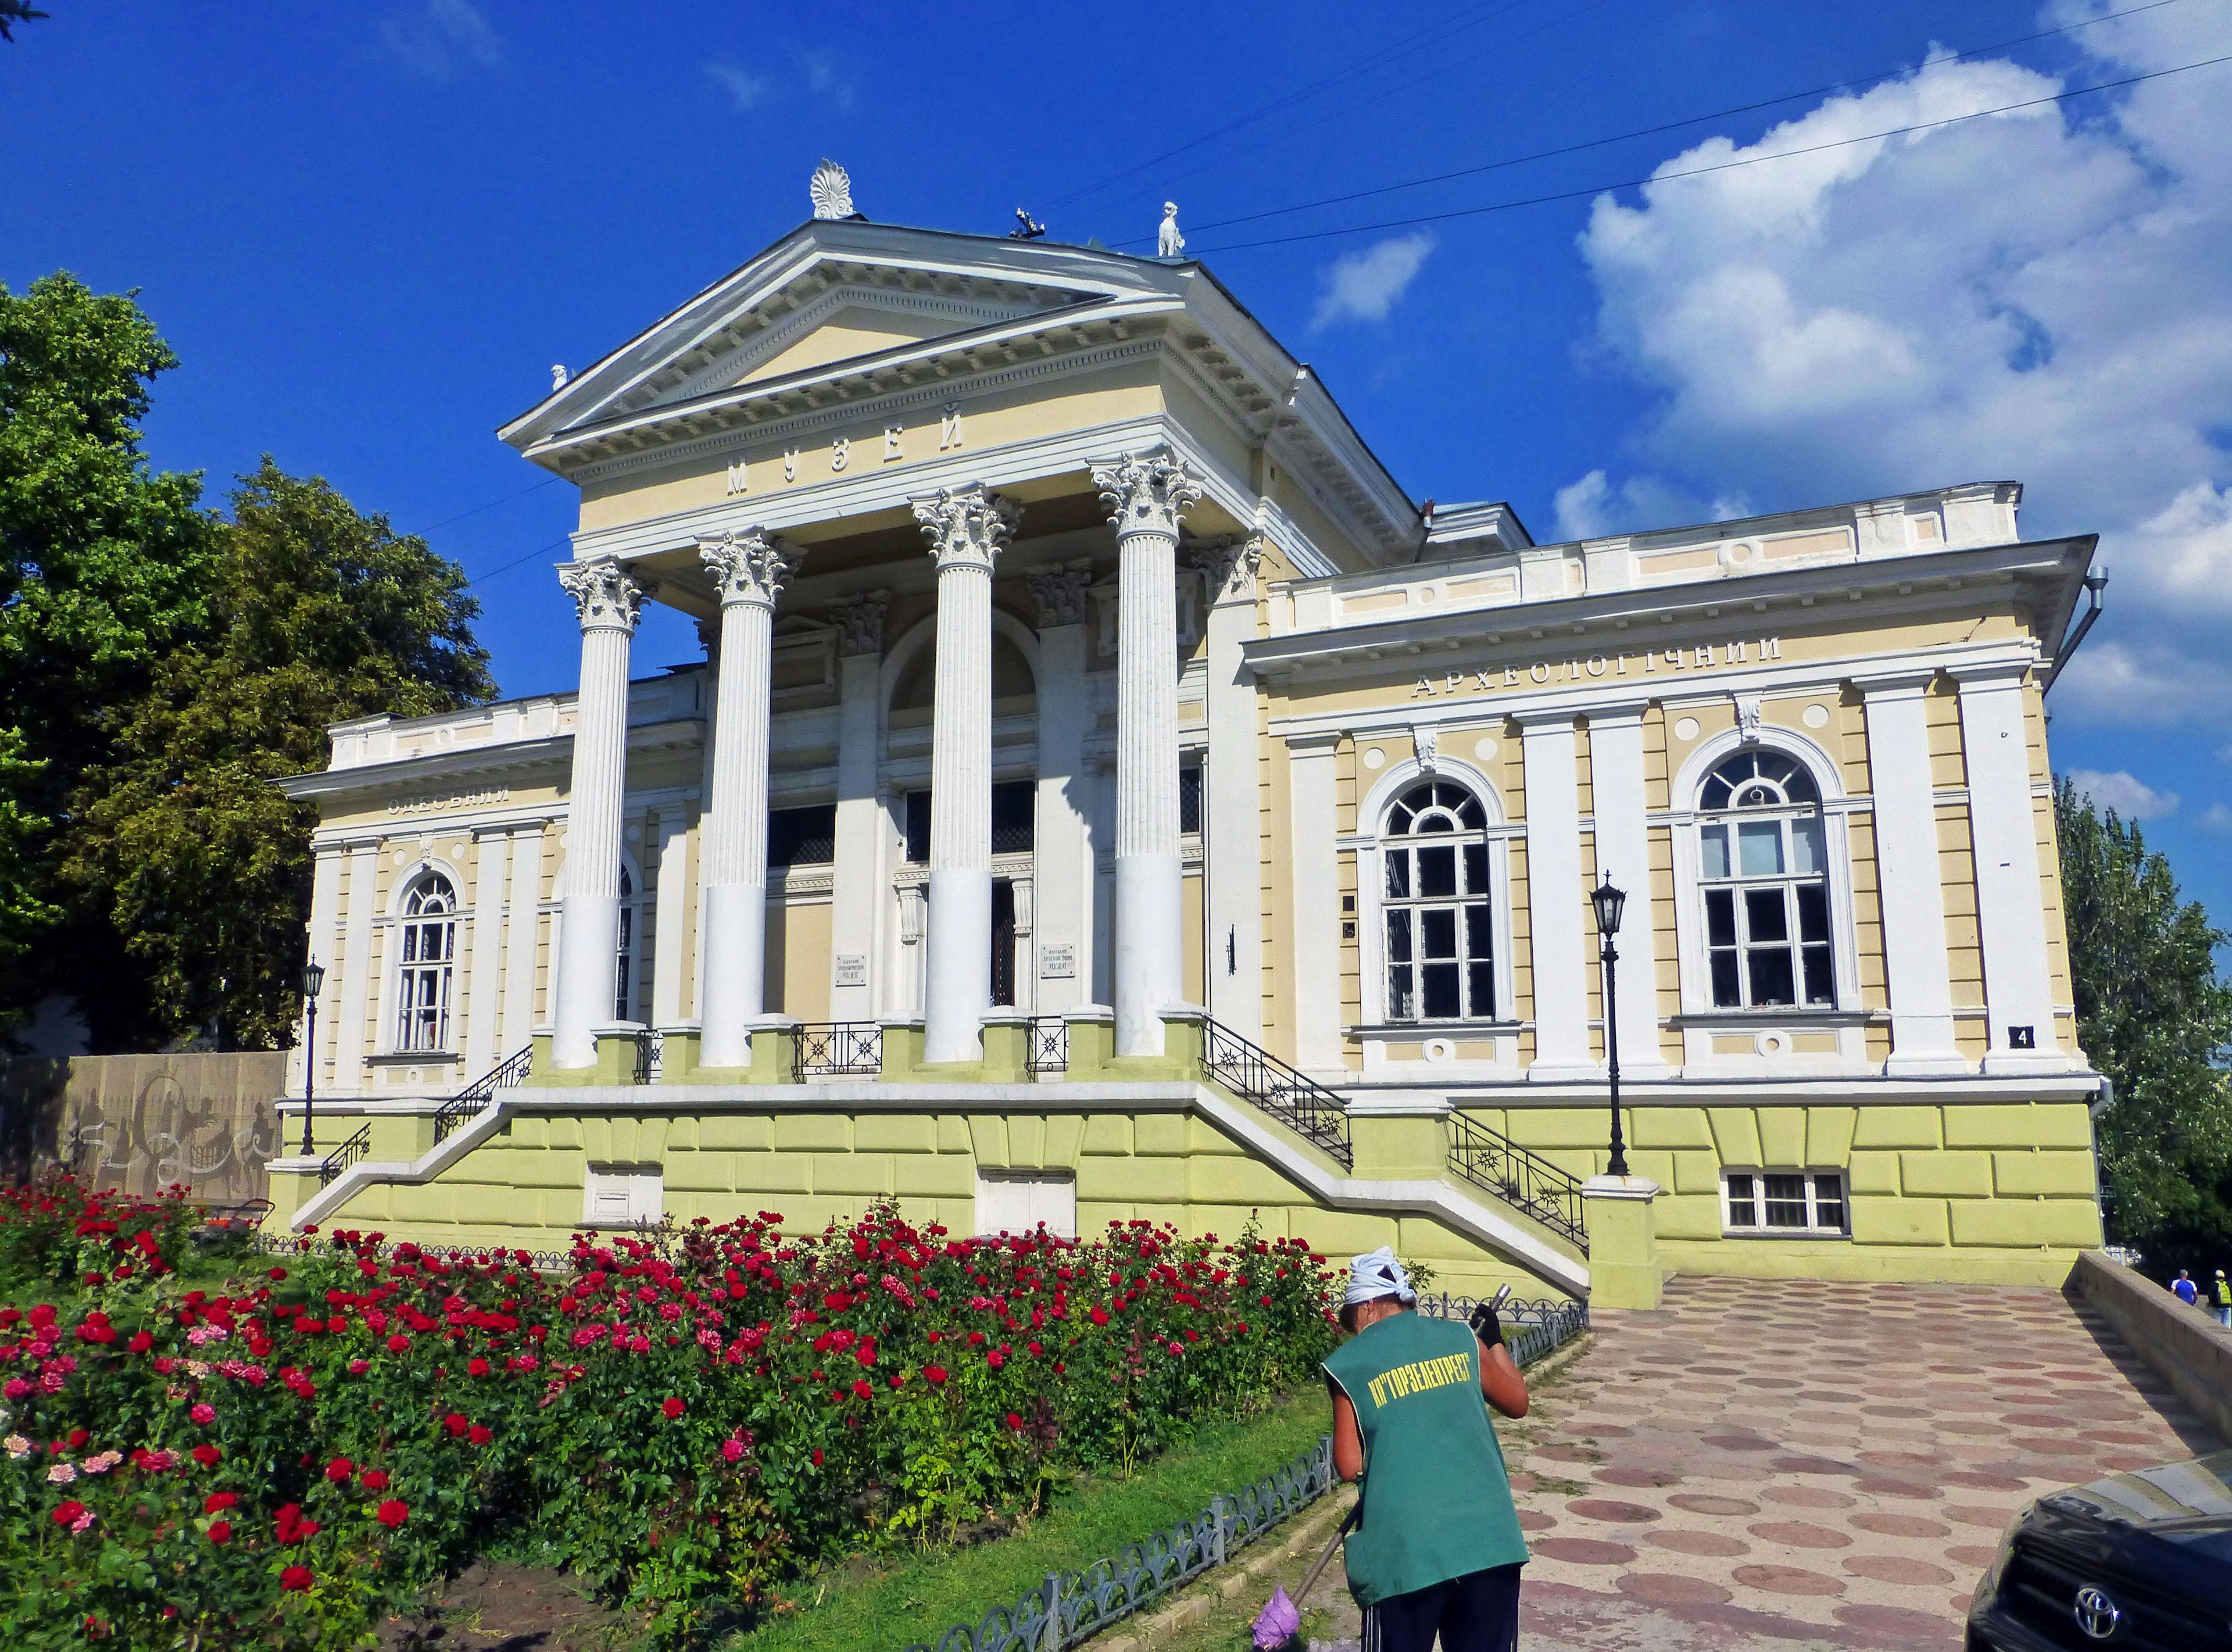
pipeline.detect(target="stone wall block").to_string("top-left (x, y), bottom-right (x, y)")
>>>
top-left (1633, 1106), bottom-right (1714, 1150)
top-left (1900, 1150), bottom-right (1994, 1198)
top-left (1949, 1199), bottom-right (2101, 1247)
top-left (1944, 1102), bottom-right (2092, 1150)
top-left (1993, 1150), bottom-right (2098, 1197)
top-left (1805, 1107), bottom-right (1859, 1165)
top-left (1847, 1150), bottom-right (1902, 1195)
top-left (1851, 1106), bottom-right (1944, 1149)
top-left (1849, 1193), bottom-right (1950, 1245)
top-left (1706, 1107), bottom-right (1764, 1165)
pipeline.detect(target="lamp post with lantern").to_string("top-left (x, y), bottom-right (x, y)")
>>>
top-left (299, 959), bottom-right (326, 1157)
top-left (1590, 877), bottom-right (1630, 1178)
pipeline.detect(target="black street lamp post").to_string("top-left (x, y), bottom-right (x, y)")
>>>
top-left (299, 959), bottom-right (326, 1157)
top-left (1590, 878), bottom-right (1630, 1178)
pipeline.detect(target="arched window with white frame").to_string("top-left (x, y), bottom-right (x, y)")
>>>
top-left (1380, 779), bottom-right (1496, 1022)
top-left (1695, 750), bottom-right (1834, 1009)
top-left (395, 871), bottom-right (458, 1052)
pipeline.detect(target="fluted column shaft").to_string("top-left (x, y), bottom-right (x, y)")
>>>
top-left (697, 530), bottom-right (798, 1070)
top-left (552, 559), bottom-right (653, 1068)
top-left (914, 485), bottom-right (1018, 1064)
top-left (1095, 450), bottom-right (1204, 1057)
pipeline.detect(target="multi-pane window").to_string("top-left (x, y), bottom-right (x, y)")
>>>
top-left (1179, 763), bottom-right (1203, 835)
top-left (767, 804), bottom-right (836, 867)
top-left (1723, 1169), bottom-right (1847, 1235)
top-left (395, 874), bottom-right (457, 1052)
top-left (1697, 751), bottom-right (1833, 1009)
top-left (1382, 781), bottom-right (1494, 1021)
top-left (613, 866), bottom-right (638, 1021)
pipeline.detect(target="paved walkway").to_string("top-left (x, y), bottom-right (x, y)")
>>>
top-left (1489, 1275), bottom-right (2223, 1648)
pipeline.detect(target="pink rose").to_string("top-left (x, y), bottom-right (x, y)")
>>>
top-left (189, 1403), bottom-right (215, 1425)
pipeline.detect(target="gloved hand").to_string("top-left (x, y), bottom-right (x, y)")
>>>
top-left (1467, 1296), bottom-right (1504, 1350)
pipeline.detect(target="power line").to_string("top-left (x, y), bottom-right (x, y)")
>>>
top-left (1187, 50), bottom-right (2232, 255)
top-left (412, 474), bottom-right (563, 536)
top-left (465, 536), bottom-right (571, 592)
top-left (1143, 0), bottom-right (2205, 245)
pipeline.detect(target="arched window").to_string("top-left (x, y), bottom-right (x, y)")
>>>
top-left (1382, 779), bottom-right (1494, 1021)
top-left (395, 873), bottom-right (457, 1052)
top-left (614, 864), bottom-right (638, 1021)
top-left (1696, 750), bottom-right (1832, 1008)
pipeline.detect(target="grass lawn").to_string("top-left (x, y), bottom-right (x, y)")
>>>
top-left (717, 1387), bottom-right (1336, 1652)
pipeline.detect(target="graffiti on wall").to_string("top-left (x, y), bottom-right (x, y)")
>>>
top-left (1, 1054), bottom-right (285, 1206)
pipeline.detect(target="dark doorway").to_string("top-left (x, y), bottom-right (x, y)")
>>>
top-left (991, 879), bottom-right (1017, 1007)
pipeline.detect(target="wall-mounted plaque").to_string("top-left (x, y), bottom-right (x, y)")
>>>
top-left (1039, 943), bottom-right (1075, 980)
top-left (833, 953), bottom-right (867, 988)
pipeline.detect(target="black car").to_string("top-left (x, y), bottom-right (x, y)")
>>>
top-left (1966, 1449), bottom-right (2232, 1649)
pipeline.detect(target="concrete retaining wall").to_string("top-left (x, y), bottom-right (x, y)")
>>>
top-left (2070, 1248), bottom-right (2232, 1445)
top-left (0, 1053), bottom-right (285, 1206)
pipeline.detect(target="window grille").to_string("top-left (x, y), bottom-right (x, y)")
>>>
top-left (1381, 780), bottom-right (1494, 1022)
top-left (767, 804), bottom-right (836, 867)
top-left (613, 865), bottom-right (637, 1021)
top-left (1696, 751), bottom-right (1833, 1009)
top-left (991, 781), bottom-right (1035, 853)
top-left (395, 874), bottom-right (457, 1052)
top-left (1723, 1168), bottom-right (1847, 1235)
top-left (1179, 763), bottom-right (1203, 835)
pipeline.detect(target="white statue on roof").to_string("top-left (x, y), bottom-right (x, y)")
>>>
top-left (1158, 201), bottom-right (1185, 258)
top-left (810, 160), bottom-right (856, 220)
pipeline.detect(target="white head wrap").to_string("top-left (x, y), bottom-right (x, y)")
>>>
top-left (1344, 1246), bottom-right (1415, 1308)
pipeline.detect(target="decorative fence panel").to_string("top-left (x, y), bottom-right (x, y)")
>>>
top-left (1, 1052), bottom-right (285, 1207)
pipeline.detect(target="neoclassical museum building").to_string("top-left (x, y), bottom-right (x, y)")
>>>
top-left (267, 196), bottom-right (2108, 1302)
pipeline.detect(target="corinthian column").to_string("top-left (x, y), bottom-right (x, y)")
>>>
top-left (552, 558), bottom-right (654, 1069)
top-left (696, 528), bottom-right (800, 1070)
top-left (1093, 449), bottom-right (1204, 1057)
top-left (912, 484), bottom-right (1019, 1064)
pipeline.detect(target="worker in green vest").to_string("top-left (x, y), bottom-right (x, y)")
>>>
top-left (1322, 1247), bottom-right (1531, 1652)
top-left (2216, 1268), bottom-right (2231, 1328)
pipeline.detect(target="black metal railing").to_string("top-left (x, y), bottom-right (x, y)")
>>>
top-left (433, 1044), bottom-right (534, 1144)
top-left (1028, 1017), bottom-right (1068, 1074)
top-left (318, 1124), bottom-right (372, 1188)
top-left (1200, 1018), bottom-right (1353, 1168)
top-left (1416, 1293), bottom-right (1591, 1366)
top-left (1446, 1110), bottom-right (1589, 1253)
top-left (631, 1028), bottom-right (659, 1085)
top-left (797, 1022), bottom-right (882, 1079)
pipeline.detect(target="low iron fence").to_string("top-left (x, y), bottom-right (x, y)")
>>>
top-left (797, 1022), bottom-right (882, 1080)
top-left (432, 1045), bottom-right (535, 1145)
top-left (1415, 1292), bottom-right (1591, 1368)
top-left (1445, 1110), bottom-right (1589, 1254)
top-left (1200, 1018), bottom-right (1353, 1168)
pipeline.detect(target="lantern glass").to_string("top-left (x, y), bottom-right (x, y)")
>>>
top-left (301, 960), bottom-right (327, 1000)
top-left (1590, 879), bottom-right (1626, 939)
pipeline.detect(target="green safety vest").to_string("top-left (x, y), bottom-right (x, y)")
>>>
top-left (2218, 1278), bottom-right (2231, 1307)
top-left (1322, 1311), bottom-right (1528, 1605)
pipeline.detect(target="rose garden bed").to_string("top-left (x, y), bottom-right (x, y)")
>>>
top-left (0, 1177), bottom-right (1338, 1649)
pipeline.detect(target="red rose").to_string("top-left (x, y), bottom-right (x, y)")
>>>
top-left (207, 1521), bottom-right (232, 1544)
top-left (268, 1268), bottom-right (286, 1281)
top-left (850, 1379), bottom-right (872, 1400)
top-left (1089, 1307), bottom-right (1110, 1326)
top-left (51, 1501), bottom-right (85, 1526)
top-left (362, 1469), bottom-right (390, 1492)
top-left (986, 1350), bottom-right (1004, 1369)
top-left (811, 1448), bottom-right (823, 1466)
top-left (203, 1492), bottom-right (237, 1514)
top-left (375, 1500), bottom-right (408, 1528)
top-left (128, 1331), bottom-right (152, 1354)
top-left (468, 1425), bottom-right (492, 1446)
top-left (1006, 1412), bottom-right (1024, 1429)
top-left (923, 1364), bottom-right (947, 1385)
top-left (191, 1444), bottom-right (221, 1468)
top-left (443, 1413), bottom-right (468, 1437)
top-left (387, 1334), bottom-right (410, 1354)
top-left (280, 1565), bottom-right (313, 1593)
top-left (189, 1403), bottom-right (214, 1425)
top-left (67, 1428), bottom-right (88, 1448)
top-left (661, 1396), bottom-right (685, 1419)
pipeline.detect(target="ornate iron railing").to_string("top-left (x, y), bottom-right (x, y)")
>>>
top-left (432, 1045), bottom-right (534, 1145)
top-left (631, 1028), bottom-right (659, 1086)
top-left (318, 1124), bottom-right (371, 1188)
top-left (902, 1438), bottom-right (1337, 1652)
top-left (1446, 1110), bottom-right (1589, 1253)
top-left (1028, 1017), bottom-right (1068, 1074)
top-left (797, 1022), bottom-right (882, 1080)
top-left (1415, 1292), bottom-right (1592, 1366)
top-left (1200, 1018), bottom-right (1353, 1168)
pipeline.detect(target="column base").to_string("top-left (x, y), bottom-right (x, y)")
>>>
top-left (1100, 1006), bottom-right (1207, 1084)
top-left (1581, 1174), bottom-right (1664, 1310)
top-left (525, 1024), bottom-right (645, 1088)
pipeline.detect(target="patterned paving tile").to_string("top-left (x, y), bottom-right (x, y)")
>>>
top-left (1502, 1275), bottom-right (2225, 1649)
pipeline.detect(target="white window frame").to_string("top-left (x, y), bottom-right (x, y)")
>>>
top-left (582, 1161), bottom-right (663, 1228)
top-left (1721, 1167), bottom-right (1849, 1237)
top-left (973, 1168), bottom-right (1076, 1240)
top-left (1666, 728), bottom-right (1862, 1021)
top-left (1351, 755), bottom-right (1518, 1031)
top-left (1694, 752), bottom-right (1837, 1011)
top-left (613, 857), bottom-right (642, 1022)
top-left (385, 864), bottom-right (463, 1056)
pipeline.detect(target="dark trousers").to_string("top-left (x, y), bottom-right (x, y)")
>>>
top-left (1360, 1563), bottom-right (1523, 1652)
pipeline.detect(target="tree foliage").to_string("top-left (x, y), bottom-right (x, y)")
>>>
top-left (2055, 777), bottom-right (2232, 1261)
top-left (65, 462), bottom-right (495, 1048)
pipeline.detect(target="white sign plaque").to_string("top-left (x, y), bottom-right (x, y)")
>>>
top-left (833, 953), bottom-right (867, 988)
top-left (1039, 943), bottom-right (1075, 981)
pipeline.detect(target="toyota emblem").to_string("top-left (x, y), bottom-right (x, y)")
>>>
top-left (2073, 1584), bottom-right (2121, 1640)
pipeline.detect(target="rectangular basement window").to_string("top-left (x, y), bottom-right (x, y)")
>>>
top-left (974, 1169), bottom-right (1076, 1240)
top-left (1723, 1168), bottom-right (1847, 1236)
top-left (582, 1161), bottom-right (664, 1229)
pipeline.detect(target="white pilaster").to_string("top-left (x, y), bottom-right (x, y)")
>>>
top-left (463, 829), bottom-right (509, 1076)
top-left (297, 846), bottom-right (345, 1095)
top-left (1954, 666), bottom-right (2065, 1072)
top-left (913, 484), bottom-right (1018, 1064)
top-left (1028, 564), bottom-right (1095, 1018)
top-left (499, 823), bottom-right (544, 1056)
top-left (1093, 449), bottom-right (1204, 1057)
top-left (334, 841), bottom-right (378, 1096)
top-left (1287, 732), bottom-right (1344, 1072)
top-left (695, 529), bottom-right (799, 1070)
top-left (551, 559), bottom-right (653, 1069)
top-left (829, 592), bottom-right (888, 1024)
top-left (1862, 679), bottom-right (1966, 1074)
top-left (1520, 714), bottom-right (1593, 1079)
top-left (1586, 707), bottom-right (1668, 1079)
top-left (650, 809), bottom-right (692, 1029)
top-left (1196, 535), bottom-right (1265, 1038)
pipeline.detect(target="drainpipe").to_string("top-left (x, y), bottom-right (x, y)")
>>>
top-left (2041, 568), bottom-right (2108, 695)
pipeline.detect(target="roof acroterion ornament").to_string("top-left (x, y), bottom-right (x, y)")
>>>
top-left (810, 159), bottom-right (856, 221)
top-left (550, 364), bottom-right (570, 391)
top-left (1157, 201), bottom-right (1185, 258)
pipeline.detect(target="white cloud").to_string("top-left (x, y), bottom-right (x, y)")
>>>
top-left (1312, 233), bottom-right (1436, 330)
top-left (1555, 3), bottom-right (2232, 732)
top-left (800, 51), bottom-right (857, 113)
top-left (706, 62), bottom-right (772, 113)
top-left (2201, 801), bottom-right (2232, 832)
top-left (2066, 768), bottom-right (2180, 820)
top-left (378, 0), bottom-right (501, 81)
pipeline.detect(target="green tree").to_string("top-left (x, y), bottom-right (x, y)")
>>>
top-left (0, 2), bottom-right (50, 44)
top-left (65, 460), bottom-right (495, 1048)
top-left (2055, 777), bottom-right (2232, 1261)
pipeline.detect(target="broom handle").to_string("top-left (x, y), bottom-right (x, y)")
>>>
top-left (1294, 1502), bottom-right (1361, 1605)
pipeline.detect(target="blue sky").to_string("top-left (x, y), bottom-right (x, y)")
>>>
top-left (5, 0), bottom-right (2231, 927)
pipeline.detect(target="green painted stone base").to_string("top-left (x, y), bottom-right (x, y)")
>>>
top-left (521, 1031), bottom-right (642, 1088)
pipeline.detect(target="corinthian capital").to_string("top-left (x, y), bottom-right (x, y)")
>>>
top-left (699, 527), bottom-right (800, 610)
top-left (1027, 565), bottom-right (1092, 628)
top-left (1190, 534), bottom-right (1262, 606)
top-left (559, 559), bottom-right (655, 634)
top-left (1092, 449), bottom-right (1205, 541)
top-left (912, 483), bottom-right (1018, 573)
top-left (829, 590), bottom-right (889, 657)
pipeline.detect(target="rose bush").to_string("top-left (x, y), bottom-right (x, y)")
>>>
top-left (0, 1178), bottom-right (1336, 1649)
